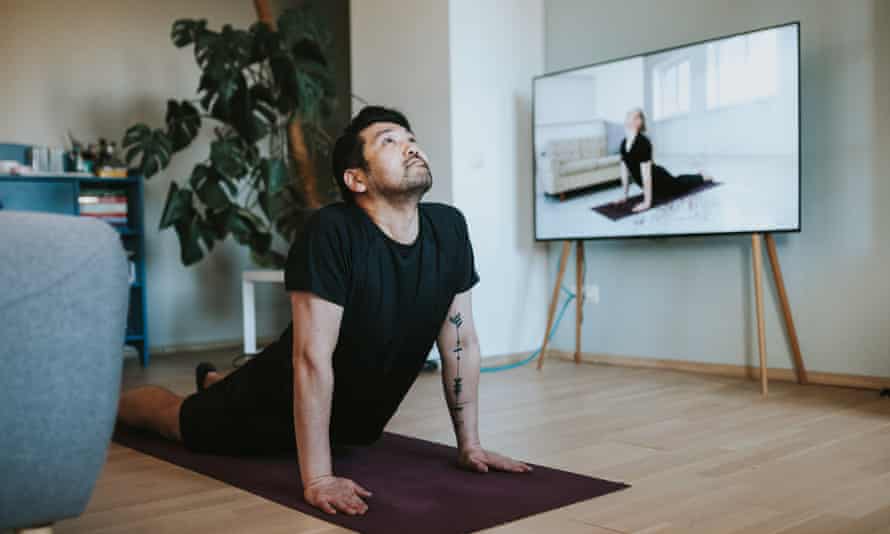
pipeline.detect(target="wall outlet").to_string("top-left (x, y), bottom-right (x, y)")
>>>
top-left (583, 284), bottom-right (600, 304)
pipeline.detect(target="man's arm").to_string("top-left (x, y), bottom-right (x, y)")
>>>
top-left (435, 289), bottom-right (482, 451)
top-left (435, 289), bottom-right (532, 474)
top-left (290, 291), bottom-right (372, 515)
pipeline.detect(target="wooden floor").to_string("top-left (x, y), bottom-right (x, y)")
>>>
top-left (56, 349), bottom-right (890, 534)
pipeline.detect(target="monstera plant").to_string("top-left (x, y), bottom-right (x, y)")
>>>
top-left (123, 6), bottom-right (337, 267)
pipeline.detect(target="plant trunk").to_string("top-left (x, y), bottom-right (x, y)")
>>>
top-left (253, 0), bottom-right (322, 209)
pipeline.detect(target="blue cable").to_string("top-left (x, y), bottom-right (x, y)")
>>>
top-left (480, 251), bottom-right (584, 373)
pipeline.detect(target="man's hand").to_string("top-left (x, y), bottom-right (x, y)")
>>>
top-left (457, 446), bottom-right (533, 474)
top-left (303, 475), bottom-right (373, 515)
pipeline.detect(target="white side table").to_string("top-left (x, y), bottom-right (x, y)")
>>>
top-left (242, 269), bottom-right (285, 355)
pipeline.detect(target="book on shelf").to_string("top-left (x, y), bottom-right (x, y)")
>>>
top-left (79, 188), bottom-right (128, 224)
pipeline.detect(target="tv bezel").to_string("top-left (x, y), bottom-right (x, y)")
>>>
top-left (532, 21), bottom-right (802, 242)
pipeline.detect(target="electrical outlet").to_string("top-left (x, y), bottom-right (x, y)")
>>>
top-left (584, 284), bottom-right (600, 304)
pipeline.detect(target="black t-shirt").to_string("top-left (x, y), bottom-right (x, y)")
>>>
top-left (619, 134), bottom-right (653, 187)
top-left (280, 201), bottom-right (479, 445)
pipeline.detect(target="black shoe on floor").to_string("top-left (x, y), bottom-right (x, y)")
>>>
top-left (195, 362), bottom-right (217, 392)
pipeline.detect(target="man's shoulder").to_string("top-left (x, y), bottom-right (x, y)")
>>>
top-left (305, 202), bottom-right (360, 236)
top-left (420, 202), bottom-right (467, 227)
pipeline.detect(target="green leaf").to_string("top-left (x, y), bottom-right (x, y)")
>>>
top-left (262, 158), bottom-right (288, 194)
top-left (123, 124), bottom-right (172, 178)
top-left (165, 100), bottom-right (201, 151)
top-left (195, 216), bottom-right (216, 252)
top-left (228, 208), bottom-right (257, 245)
top-left (250, 231), bottom-right (272, 255)
top-left (228, 83), bottom-right (270, 144)
top-left (174, 216), bottom-right (204, 265)
top-left (269, 54), bottom-right (300, 113)
top-left (171, 19), bottom-right (207, 48)
top-left (196, 178), bottom-right (229, 211)
top-left (205, 207), bottom-right (232, 240)
top-left (158, 182), bottom-right (193, 229)
top-left (188, 164), bottom-right (211, 190)
top-left (291, 38), bottom-right (327, 67)
top-left (210, 138), bottom-right (247, 178)
top-left (249, 21), bottom-right (282, 62)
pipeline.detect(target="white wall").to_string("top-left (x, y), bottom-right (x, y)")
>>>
top-left (544, 0), bottom-right (890, 378)
top-left (0, 0), bottom-right (292, 351)
top-left (349, 0), bottom-right (453, 204)
top-left (449, 0), bottom-right (549, 358)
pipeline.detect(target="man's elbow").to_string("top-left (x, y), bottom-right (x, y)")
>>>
top-left (463, 331), bottom-right (481, 355)
top-left (292, 349), bottom-right (333, 380)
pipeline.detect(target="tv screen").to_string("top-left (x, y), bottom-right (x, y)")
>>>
top-left (533, 22), bottom-right (800, 241)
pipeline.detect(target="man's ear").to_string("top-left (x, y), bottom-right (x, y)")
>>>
top-left (343, 169), bottom-right (368, 195)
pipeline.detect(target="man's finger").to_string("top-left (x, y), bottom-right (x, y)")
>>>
top-left (474, 459), bottom-right (489, 473)
top-left (334, 498), bottom-right (359, 515)
top-left (320, 499), bottom-right (338, 515)
top-left (352, 482), bottom-right (373, 497)
top-left (348, 493), bottom-right (368, 512)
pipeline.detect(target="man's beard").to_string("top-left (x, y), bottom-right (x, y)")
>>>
top-left (378, 164), bottom-right (433, 203)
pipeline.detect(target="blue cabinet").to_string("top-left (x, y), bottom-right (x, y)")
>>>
top-left (0, 149), bottom-right (151, 366)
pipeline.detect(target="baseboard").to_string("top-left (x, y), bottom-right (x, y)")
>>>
top-left (544, 349), bottom-right (890, 391)
top-left (146, 342), bottom-right (890, 392)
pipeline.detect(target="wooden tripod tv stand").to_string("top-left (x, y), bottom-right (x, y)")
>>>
top-left (536, 233), bottom-right (807, 396)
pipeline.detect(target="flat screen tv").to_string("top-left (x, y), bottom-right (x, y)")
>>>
top-left (533, 22), bottom-right (800, 241)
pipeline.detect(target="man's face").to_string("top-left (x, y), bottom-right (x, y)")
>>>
top-left (349, 122), bottom-right (432, 202)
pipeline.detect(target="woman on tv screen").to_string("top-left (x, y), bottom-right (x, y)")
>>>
top-left (616, 108), bottom-right (715, 212)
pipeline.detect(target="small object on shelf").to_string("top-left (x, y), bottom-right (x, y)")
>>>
top-left (95, 141), bottom-right (128, 178)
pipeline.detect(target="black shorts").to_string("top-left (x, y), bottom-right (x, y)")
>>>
top-left (179, 343), bottom-right (298, 456)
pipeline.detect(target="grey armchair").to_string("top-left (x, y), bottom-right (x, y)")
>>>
top-left (0, 211), bottom-right (129, 533)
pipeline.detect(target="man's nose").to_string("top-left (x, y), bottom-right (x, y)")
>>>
top-left (405, 144), bottom-right (418, 157)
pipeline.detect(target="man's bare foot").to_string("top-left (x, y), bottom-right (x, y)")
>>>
top-left (203, 371), bottom-right (222, 389)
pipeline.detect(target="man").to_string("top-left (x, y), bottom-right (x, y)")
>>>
top-left (117, 106), bottom-right (531, 517)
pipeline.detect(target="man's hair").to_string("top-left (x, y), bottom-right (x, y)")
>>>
top-left (331, 106), bottom-right (413, 203)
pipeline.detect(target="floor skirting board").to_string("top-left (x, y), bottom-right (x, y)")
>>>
top-left (144, 342), bottom-right (890, 392)
top-left (543, 349), bottom-right (890, 391)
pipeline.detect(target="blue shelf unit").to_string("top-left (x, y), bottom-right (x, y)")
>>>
top-left (0, 143), bottom-right (150, 366)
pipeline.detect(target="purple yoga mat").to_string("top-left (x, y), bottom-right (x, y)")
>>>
top-left (592, 181), bottom-right (721, 221)
top-left (112, 426), bottom-right (628, 534)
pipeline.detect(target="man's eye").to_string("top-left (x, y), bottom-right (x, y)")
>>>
top-left (383, 137), bottom-right (394, 144)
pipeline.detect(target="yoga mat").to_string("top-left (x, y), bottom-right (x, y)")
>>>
top-left (592, 181), bottom-right (721, 221)
top-left (112, 426), bottom-right (629, 533)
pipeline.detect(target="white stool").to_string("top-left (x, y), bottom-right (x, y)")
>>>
top-left (242, 269), bottom-right (285, 355)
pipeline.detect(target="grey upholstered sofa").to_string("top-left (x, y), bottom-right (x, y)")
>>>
top-left (0, 211), bottom-right (129, 533)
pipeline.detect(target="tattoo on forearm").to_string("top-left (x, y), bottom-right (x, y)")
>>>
top-left (449, 313), bottom-right (464, 414)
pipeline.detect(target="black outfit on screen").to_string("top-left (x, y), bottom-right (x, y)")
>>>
top-left (178, 201), bottom-right (479, 455)
top-left (619, 134), bottom-right (705, 200)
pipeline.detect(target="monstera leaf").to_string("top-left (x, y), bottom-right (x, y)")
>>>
top-left (123, 125), bottom-right (172, 178)
top-left (165, 100), bottom-right (201, 151)
top-left (171, 18), bottom-right (207, 48)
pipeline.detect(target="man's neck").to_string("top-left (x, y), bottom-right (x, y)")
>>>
top-left (357, 197), bottom-right (420, 245)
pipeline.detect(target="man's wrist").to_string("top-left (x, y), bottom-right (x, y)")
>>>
top-left (304, 473), bottom-right (335, 488)
top-left (458, 440), bottom-right (482, 453)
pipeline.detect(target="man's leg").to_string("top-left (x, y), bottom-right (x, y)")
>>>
top-left (117, 386), bottom-right (184, 442)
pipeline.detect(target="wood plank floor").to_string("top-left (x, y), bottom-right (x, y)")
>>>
top-left (56, 349), bottom-right (890, 534)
